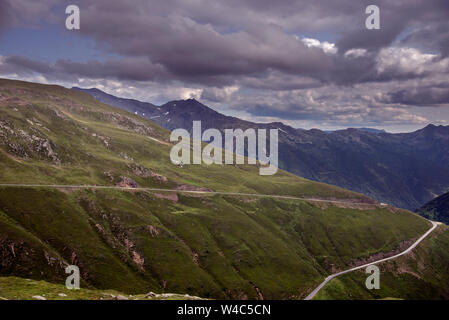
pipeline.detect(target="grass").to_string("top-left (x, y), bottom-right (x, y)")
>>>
top-left (314, 224), bottom-right (449, 300)
top-left (0, 186), bottom-right (430, 299)
top-left (0, 78), bottom-right (367, 200)
top-left (0, 277), bottom-right (202, 300)
top-left (0, 78), bottom-right (435, 299)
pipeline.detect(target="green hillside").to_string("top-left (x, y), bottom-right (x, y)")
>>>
top-left (314, 224), bottom-right (449, 300)
top-left (0, 78), bottom-right (432, 299)
top-left (0, 276), bottom-right (202, 300)
top-left (0, 78), bottom-right (368, 199)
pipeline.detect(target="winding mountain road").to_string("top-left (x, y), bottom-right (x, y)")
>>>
top-left (0, 183), bottom-right (436, 300)
top-left (304, 220), bottom-right (439, 300)
top-left (0, 183), bottom-right (379, 205)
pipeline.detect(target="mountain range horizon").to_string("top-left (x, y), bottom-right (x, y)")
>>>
top-left (72, 84), bottom-right (449, 211)
top-left (2, 0), bottom-right (449, 305)
top-left (2, 77), bottom-right (449, 302)
top-left (72, 86), bottom-right (441, 134)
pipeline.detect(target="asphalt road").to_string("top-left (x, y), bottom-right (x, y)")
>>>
top-left (304, 220), bottom-right (439, 300)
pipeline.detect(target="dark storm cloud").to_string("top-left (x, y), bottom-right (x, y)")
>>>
top-left (0, 55), bottom-right (170, 82)
top-left (0, 0), bottom-right (12, 32)
top-left (384, 84), bottom-right (449, 106)
top-left (55, 58), bottom-right (169, 82)
top-left (3, 0), bottom-right (448, 86)
top-left (78, 8), bottom-right (334, 83)
top-left (1, 0), bottom-right (448, 126)
top-left (401, 22), bottom-right (449, 57)
top-left (4, 56), bottom-right (53, 74)
top-left (249, 104), bottom-right (318, 121)
top-left (71, 1), bottom-right (449, 86)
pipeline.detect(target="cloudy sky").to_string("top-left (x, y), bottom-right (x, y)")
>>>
top-left (1, 0), bottom-right (449, 132)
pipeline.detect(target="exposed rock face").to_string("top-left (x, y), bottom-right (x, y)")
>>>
top-left (349, 239), bottom-right (415, 269)
top-left (0, 120), bottom-right (60, 163)
top-left (92, 133), bottom-right (110, 147)
top-left (145, 225), bottom-right (160, 237)
top-left (116, 176), bottom-right (138, 188)
top-left (101, 112), bottom-right (155, 136)
top-left (118, 152), bottom-right (133, 161)
top-left (103, 171), bottom-right (114, 182)
top-left (127, 163), bottom-right (168, 182)
top-left (81, 199), bottom-right (147, 273)
top-left (131, 251), bottom-right (145, 271)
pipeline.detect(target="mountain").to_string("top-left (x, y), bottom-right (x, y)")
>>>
top-left (355, 128), bottom-right (387, 134)
top-left (74, 87), bottom-right (449, 210)
top-left (0, 78), bottom-right (436, 299)
top-left (326, 128), bottom-right (387, 134)
top-left (71, 87), bottom-right (271, 134)
top-left (71, 87), bottom-right (158, 115)
top-left (417, 192), bottom-right (449, 224)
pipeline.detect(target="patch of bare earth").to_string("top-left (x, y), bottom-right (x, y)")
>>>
top-left (127, 163), bottom-right (168, 183)
top-left (306, 197), bottom-right (380, 210)
top-left (116, 176), bottom-right (138, 188)
top-left (349, 239), bottom-right (415, 269)
top-left (152, 192), bottom-right (179, 202)
top-left (145, 225), bottom-right (160, 237)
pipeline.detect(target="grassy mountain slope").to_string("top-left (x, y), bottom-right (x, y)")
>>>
top-left (0, 79), bottom-right (367, 200)
top-left (314, 224), bottom-right (449, 300)
top-left (0, 78), bottom-right (432, 299)
top-left (74, 87), bottom-right (449, 211)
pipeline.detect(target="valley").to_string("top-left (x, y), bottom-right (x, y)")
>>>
top-left (0, 78), bottom-right (447, 300)
top-left (73, 87), bottom-right (449, 211)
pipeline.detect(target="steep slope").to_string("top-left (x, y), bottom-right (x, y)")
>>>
top-left (417, 192), bottom-right (449, 224)
top-left (0, 78), bottom-right (432, 299)
top-left (314, 224), bottom-right (449, 300)
top-left (281, 126), bottom-right (449, 211)
top-left (2, 80), bottom-right (362, 199)
top-left (72, 87), bottom-right (159, 118)
top-left (73, 88), bottom-right (449, 210)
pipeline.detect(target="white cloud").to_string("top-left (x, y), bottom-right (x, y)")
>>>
top-left (344, 48), bottom-right (367, 58)
top-left (376, 47), bottom-right (440, 75)
top-left (179, 88), bottom-right (203, 100)
top-left (301, 37), bottom-right (337, 55)
top-left (201, 85), bottom-right (239, 102)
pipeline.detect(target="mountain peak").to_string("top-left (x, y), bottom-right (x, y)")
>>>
top-left (420, 123), bottom-right (449, 133)
top-left (72, 87), bottom-right (104, 94)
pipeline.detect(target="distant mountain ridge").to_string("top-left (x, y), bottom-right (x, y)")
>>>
top-left (72, 87), bottom-right (291, 134)
top-left (73, 87), bottom-right (449, 210)
top-left (327, 128), bottom-right (387, 134)
top-left (3, 78), bottom-right (433, 300)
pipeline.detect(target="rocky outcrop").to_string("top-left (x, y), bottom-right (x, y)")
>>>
top-left (0, 120), bottom-right (60, 163)
top-left (116, 176), bottom-right (138, 188)
top-left (127, 163), bottom-right (168, 182)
